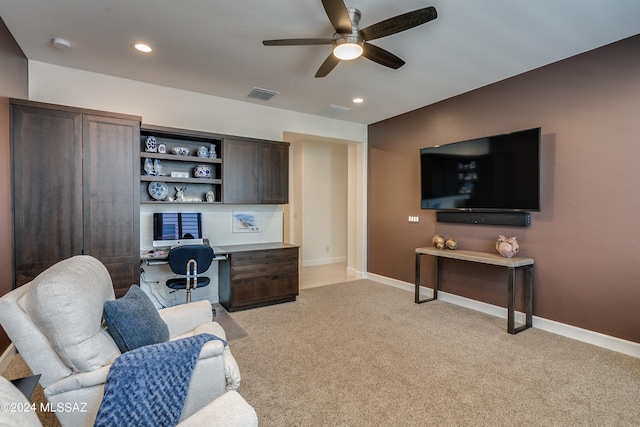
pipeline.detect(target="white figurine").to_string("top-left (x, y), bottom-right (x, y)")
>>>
top-left (175, 187), bottom-right (186, 202)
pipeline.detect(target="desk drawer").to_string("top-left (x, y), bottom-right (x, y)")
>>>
top-left (230, 272), bottom-right (298, 308)
top-left (219, 246), bottom-right (299, 311)
top-left (230, 248), bottom-right (298, 280)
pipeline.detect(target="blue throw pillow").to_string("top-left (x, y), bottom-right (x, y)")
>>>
top-left (103, 285), bottom-right (170, 353)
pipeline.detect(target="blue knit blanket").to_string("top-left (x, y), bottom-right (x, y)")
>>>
top-left (94, 333), bottom-right (227, 427)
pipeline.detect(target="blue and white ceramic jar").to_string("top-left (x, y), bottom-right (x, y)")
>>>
top-left (197, 146), bottom-right (209, 158)
top-left (193, 164), bottom-right (212, 178)
top-left (145, 136), bottom-right (157, 152)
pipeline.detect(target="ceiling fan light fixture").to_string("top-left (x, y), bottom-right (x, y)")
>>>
top-left (333, 35), bottom-right (363, 60)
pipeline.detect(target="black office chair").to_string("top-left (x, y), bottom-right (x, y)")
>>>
top-left (166, 245), bottom-right (214, 303)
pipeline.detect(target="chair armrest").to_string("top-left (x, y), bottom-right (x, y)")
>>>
top-left (46, 339), bottom-right (225, 398)
top-left (0, 376), bottom-right (42, 426)
top-left (198, 339), bottom-right (226, 358)
top-left (158, 300), bottom-right (213, 338)
top-left (177, 391), bottom-right (258, 427)
top-left (194, 339), bottom-right (240, 391)
top-left (222, 347), bottom-right (241, 391)
top-left (44, 365), bottom-right (111, 397)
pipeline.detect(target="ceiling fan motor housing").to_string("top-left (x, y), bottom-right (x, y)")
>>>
top-left (332, 7), bottom-right (364, 59)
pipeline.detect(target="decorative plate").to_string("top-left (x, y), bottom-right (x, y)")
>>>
top-left (148, 181), bottom-right (169, 200)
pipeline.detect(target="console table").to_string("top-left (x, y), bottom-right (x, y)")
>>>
top-left (415, 247), bottom-right (534, 334)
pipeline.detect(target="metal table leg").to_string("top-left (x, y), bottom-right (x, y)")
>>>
top-left (508, 265), bottom-right (533, 334)
top-left (525, 266), bottom-right (533, 328)
top-left (415, 252), bottom-right (438, 304)
top-left (508, 267), bottom-right (516, 334)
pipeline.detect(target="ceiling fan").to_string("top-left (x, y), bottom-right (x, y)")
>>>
top-left (263, 0), bottom-right (437, 77)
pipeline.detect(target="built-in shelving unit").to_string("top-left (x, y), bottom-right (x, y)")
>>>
top-left (140, 124), bottom-right (290, 205)
top-left (140, 125), bottom-right (223, 204)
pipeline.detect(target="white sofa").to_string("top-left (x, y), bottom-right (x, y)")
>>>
top-left (0, 256), bottom-right (249, 427)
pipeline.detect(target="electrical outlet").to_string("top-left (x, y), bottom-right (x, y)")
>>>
top-left (408, 215), bottom-right (420, 223)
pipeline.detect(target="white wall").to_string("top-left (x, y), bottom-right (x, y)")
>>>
top-left (27, 61), bottom-right (369, 304)
top-left (28, 62), bottom-right (367, 143)
top-left (296, 140), bottom-right (348, 266)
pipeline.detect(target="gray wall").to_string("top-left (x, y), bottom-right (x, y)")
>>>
top-left (367, 35), bottom-right (640, 343)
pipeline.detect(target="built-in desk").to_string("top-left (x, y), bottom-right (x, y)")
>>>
top-left (141, 243), bottom-right (299, 311)
top-left (141, 248), bottom-right (227, 265)
top-left (415, 247), bottom-right (534, 334)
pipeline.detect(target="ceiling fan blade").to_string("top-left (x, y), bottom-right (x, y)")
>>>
top-left (360, 6), bottom-right (437, 41)
top-left (321, 0), bottom-right (352, 33)
top-left (362, 43), bottom-right (405, 69)
top-left (315, 53), bottom-right (341, 78)
top-left (263, 38), bottom-right (333, 46)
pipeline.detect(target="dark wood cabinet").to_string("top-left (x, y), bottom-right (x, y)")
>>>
top-left (223, 138), bottom-right (289, 204)
top-left (218, 245), bottom-right (299, 311)
top-left (11, 100), bottom-right (140, 296)
top-left (137, 127), bottom-right (288, 205)
top-left (82, 114), bottom-right (141, 295)
top-left (259, 142), bottom-right (289, 204)
top-left (11, 105), bottom-right (84, 285)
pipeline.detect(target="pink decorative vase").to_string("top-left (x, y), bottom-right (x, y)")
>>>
top-left (496, 235), bottom-right (519, 258)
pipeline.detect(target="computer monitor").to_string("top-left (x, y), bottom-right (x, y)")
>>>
top-left (152, 212), bottom-right (203, 248)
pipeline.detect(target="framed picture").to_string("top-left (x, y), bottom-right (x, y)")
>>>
top-left (233, 211), bottom-right (261, 233)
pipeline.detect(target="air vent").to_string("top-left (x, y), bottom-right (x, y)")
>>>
top-left (247, 87), bottom-right (279, 101)
top-left (319, 104), bottom-right (352, 116)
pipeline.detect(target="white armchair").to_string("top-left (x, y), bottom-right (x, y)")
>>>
top-left (0, 376), bottom-right (257, 427)
top-left (0, 256), bottom-right (242, 427)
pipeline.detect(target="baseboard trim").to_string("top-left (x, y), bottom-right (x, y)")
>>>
top-left (367, 273), bottom-right (640, 358)
top-left (347, 267), bottom-right (363, 278)
top-left (0, 344), bottom-right (16, 374)
top-left (301, 256), bottom-right (347, 267)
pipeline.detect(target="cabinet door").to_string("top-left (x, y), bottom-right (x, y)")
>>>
top-left (260, 142), bottom-right (289, 204)
top-left (11, 105), bottom-right (84, 286)
top-left (83, 115), bottom-right (140, 296)
top-left (223, 138), bottom-right (260, 203)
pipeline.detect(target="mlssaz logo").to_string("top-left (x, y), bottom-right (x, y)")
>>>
top-left (40, 402), bottom-right (88, 413)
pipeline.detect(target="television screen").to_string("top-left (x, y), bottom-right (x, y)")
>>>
top-left (420, 128), bottom-right (540, 211)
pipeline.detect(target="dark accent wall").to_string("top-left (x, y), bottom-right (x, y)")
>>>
top-left (368, 35), bottom-right (640, 343)
top-left (0, 17), bottom-right (28, 353)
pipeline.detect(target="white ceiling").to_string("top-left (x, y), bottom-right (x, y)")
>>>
top-left (1, 0), bottom-right (639, 124)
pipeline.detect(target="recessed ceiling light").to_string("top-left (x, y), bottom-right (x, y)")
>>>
top-left (353, 97), bottom-right (364, 104)
top-left (52, 37), bottom-right (71, 50)
top-left (133, 43), bottom-right (153, 53)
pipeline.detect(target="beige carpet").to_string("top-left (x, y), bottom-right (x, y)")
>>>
top-left (229, 280), bottom-right (640, 426)
top-left (4, 280), bottom-right (639, 426)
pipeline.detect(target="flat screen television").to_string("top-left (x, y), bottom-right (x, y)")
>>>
top-left (420, 127), bottom-right (540, 212)
top-left (153, 212), bottom-right (203, 248)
